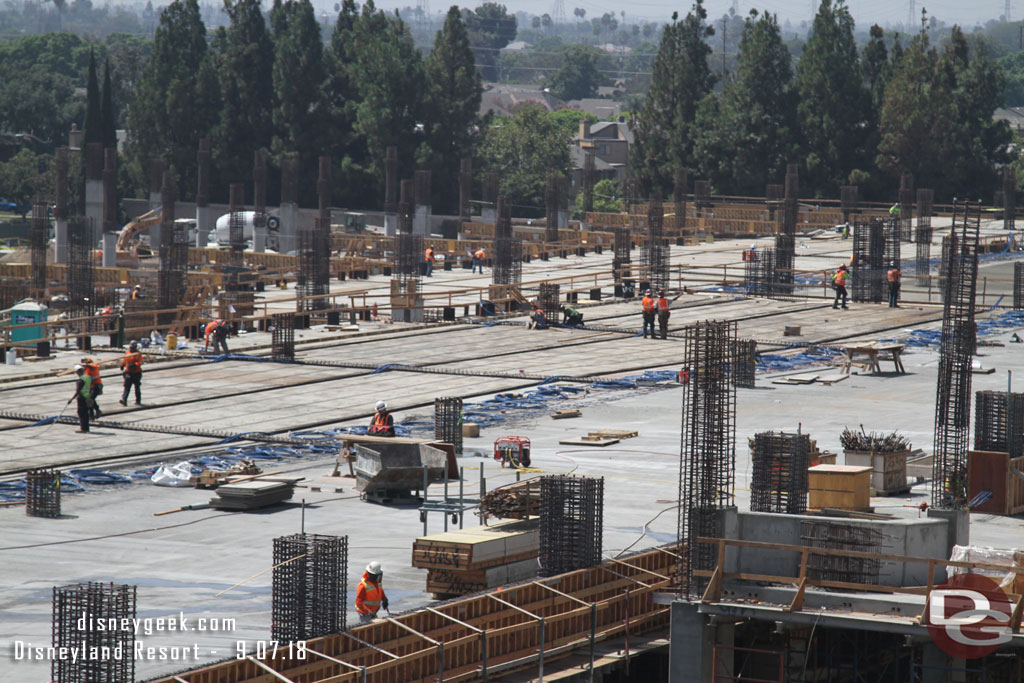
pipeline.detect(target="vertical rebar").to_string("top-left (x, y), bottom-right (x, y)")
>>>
top-left (434, 396), bottom-right (464, 455)
top-left (26, 467), bottom-right (61, 518)
top-left (538, 475), bottom-right (604, 577)
top-left (52, 582), bottom-right (136, 683)
top-left (750, 432), bottom-right (809, 514)
top-left (271, 533), bottom-right (348, 643)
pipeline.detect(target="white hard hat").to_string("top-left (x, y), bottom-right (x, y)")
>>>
top-left (366, 561), bottom-right (382, 574)
top-left (74, 364), bottom-right (83, 371)
top-left (375, 401), bottom-right (387, 411)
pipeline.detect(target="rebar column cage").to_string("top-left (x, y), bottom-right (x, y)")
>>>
top-left (434, 396), bottom-right (464, 455)
top-left (612, 226), bottom-right (631, 281)
top-left (1015, 262), bottom-right (1024, 310)
top-left (840, 185), bottom-right (858, 224)
top-left (642, 194), bottom-right (669, 291)
top-left (26, 466), bottom-right (61, 518)
top-left (1004, 166), bottom-right (1016, 231)
top-left (766, 183), bottom-right (783, 222)
top-left (66, 216), bottom-right (96, 324)
top-left (271, 533), bottom-right (348, 643)
top-left (694, 180), bottom-right (711, 216)
top-left (772, 235), bottom-right (794, 298)
top-left (898, 173), bottom-right (914, 241)
top-left (883, 216), bottom-right (901, 310)
top-left (851, 218), bottom-right (885, 303)
top-left (296, 218), bottom-right (331, 312)
top-left (744, 248), bottom-right (780, 299)
top-left (458, 157), bottom-right (472, 221)
top-left (678, 320), bottom-right (738, 597)
top-left (545, 168), bottom-right (560, 242)
top-left (271, 313), bottom-right (296, 360)
top-left (932, 200), bottom-right (982, 509)
top-left (800, 521), bottom-right (883, 585)
top-left (537, 282), bottom-right (561, 322)
top-left (492, 198), bottom-right (521, 286)
top-left (974, 390), bottom-right (1024, 458)
top-left (52, 582), bottom-right (136, 683)
top-left (538, 474), bottom-right (604, 577)
top-left (916, 189), bottom-right (934, 286)
top-left (228, 183), bottom-right (245, 267)
top-left (673, 167), bottom-right (688, 234)
top-left (750, 432), bottom-right (809, 514)
top-left (731, 339), bottom-right (757, 388)
top-left (30, 200), bottom-right (48, 290)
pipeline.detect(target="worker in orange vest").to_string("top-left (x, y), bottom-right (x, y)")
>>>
top-left (81, 356), bottom-right (103, 418)
top-left (205, 320), bottom-right (230, 355)
top-left (355, 561), bottom-right (389, 623)
top-left (641, 289), bottom-right (656, 339)
top-left (472, 247), bottom-right (485, 274)
top-left (119, 341), bottom-right (144, 406)
top-left (424, 245), bottom-right (435, 277)
top-left (656, 289), bottom-right (671, 340)
top-left (887, 267), bottom-right (901, 308)
top-left (368, 400), bottom-right (395, 436)
top-left (832, 264), bottom-right (850, 310)
top-left (131, 284), bottom-right (143, 300)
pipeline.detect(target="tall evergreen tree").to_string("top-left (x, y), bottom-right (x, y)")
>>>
top-left (213, 0), bottom-right (275, 190)
top-left (100, 59), bottom-right (117, 148)
top-left (544, 44), bottom-right (602, 100)
top-left (83, 48), bottom-right (101, 144)
top-left (794, 0), bottom-right (867, 196)
top-left (126, 0), bottom-right (219, 198)
top-left (693, 10), bottom-right (796, 195)
top-left (862, 24), bottom-right (890, 114)
top-left (462, 3), bottom-right (516, 81)
top-left (629, 1), bottom-right (715, 195)
top-left (419, 5), bottom-right (482, 212)
top-left (324, 0), bottom-right (359, 203)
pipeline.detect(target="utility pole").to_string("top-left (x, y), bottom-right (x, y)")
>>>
top-left (721, 18), bottom-right (727, 79)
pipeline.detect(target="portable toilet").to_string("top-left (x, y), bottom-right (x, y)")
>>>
top-left (9, 299), bottom-right (48, 344)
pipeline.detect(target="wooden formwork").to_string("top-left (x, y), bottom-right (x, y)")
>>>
top-left (154, 544), bottom-right (678, 683)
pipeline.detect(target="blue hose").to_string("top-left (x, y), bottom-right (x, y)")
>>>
top-left (68, 469), bottom-right (132, 485)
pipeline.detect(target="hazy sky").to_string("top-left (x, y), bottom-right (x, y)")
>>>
top-left (367, 0), bottom-right (1013, 31)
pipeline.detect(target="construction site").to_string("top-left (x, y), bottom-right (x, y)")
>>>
top-left (3, 146), bottom-right (1024, 683)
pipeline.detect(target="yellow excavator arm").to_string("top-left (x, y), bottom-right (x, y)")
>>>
top-left (116, 207), bottom-right (162, 251)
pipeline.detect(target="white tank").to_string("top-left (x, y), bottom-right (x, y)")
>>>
top-left (210, 211), bottom-right (280, 248)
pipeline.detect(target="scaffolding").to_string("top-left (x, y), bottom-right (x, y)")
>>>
top-left (271, 533), bottom-right (348, 643)
top-left (642, 194), bottom-right (669, 291)
top-left (678, 320), bottom-right (737, 597)
top-left (30, 201), bottom-right (47, 291)
top-left (434, 396), bottom-right (463, 455)
top-left (537, 282), bottom-right (561, 323)
top-left (26, 467), bottom-right (61, 518)
top-left (801, 521), bottom-right (883, 585)
top-left (750, 432), bottom-right (810, 514)
top-left (52, 582), bottom-right (136, 683)
top-left (612, 226), bottom-right (631, 281)
top-left (851, 218), bottom-right (885, 303)
top-left (974, 390), bottom-right (1024, 458)
top-left (732, 339), bottom-right (757, 388)
top-left (932, 200), bottom-right (982, 509)
top-left (538, 475), bottom-right (604, 577)
top-left (271, 313), bottom-right (295, 360)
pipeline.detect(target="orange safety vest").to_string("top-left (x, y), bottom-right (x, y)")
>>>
top-left (887, 269), bottom-right (900, 283)
top-left (657, 297), bottom-right (669, 313)
top-left (355, 573), bottom-right (386, 615)
top-left (833, 270), bottom-right (848, 287)
top-left (474, 249), bottom-right (485, 259)
top-left (84, 362), bottom-right (102, 386)
top-left (642, 296), bottom-right (655, 313)
top-left (121, 351), bottom-right (143, 374)
top-left (205, 321), bottom-right (218, 338)
top-left (371, 411), bottom-right (391, 427)
top-left (425, 248), bottom-right (434, 262)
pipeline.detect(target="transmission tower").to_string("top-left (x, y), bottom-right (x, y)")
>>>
top-left (907, 0), bottom-right (915, 28)
top-left (416, 0), bottom-right (429, 21)
top-left (552, 0), bottom-right (566, 24)
top-left (1006, 0), bottom-right (1012, 22)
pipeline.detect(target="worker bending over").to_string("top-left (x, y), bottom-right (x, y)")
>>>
top-left (832, 264), bottom-right (850, 310)
top-left (81, 357), bottom-right (103, 418)
top-left (641, 289), bottom-right (655, 339)
top-left (887, 267), bottom-right (901, 308)
top-left (656, 290), bottom-right (670, 339)
top-left (561, 304), bottom-right (583, 327)
top-left (119, 342), bottom-right (143, 406)
top-left (369, 400), bottom-right (395, 436)
top-left (527, 306), bottom-right (547, 330)
top-left (69, 364), bottom-right (93, 433)
top-left (205, 320), bottom-right (230, 355)
top-left (472, 248), bottom-right (485, 274)
top-left (355, 561), bottom-right (389, 623)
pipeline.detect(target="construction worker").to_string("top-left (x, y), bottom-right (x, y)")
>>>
top-left (561, 304), bottom-right (583, 327)
top-left (368, 400), bottom-right (395, 436)
top-left (527, 306), bottom-right (547, 330)
top-left (656, 290), bottom-right (670, 339)
top-left (887, 266), bottom-right (901, 308)
top-left (205, 320), bottom-right (230, 355)
top-left (889, 203), bottom-right (900, 218)
top-left (131, 284), bottom-right (143, 300)
top-left (355, 561), bottom-right (388, 623)
top-left (641, 289), bottom-right (655, 339)
top-left (424, 245), bottom-right (435, 277)
top-left (81, 357), bottom-right (103, 418)
top-left (68, 364), bottom-right (92, 433)
top-left (119, 341), bottom-right (143, 406)
top-left (100, 305), bottom-right (115, 331)
top-left (472, 247), bottom-right (485, 274)
top-left (832, 264), bottom-right (850, 310)
top-left (842, 222), bottom-right (850, 240)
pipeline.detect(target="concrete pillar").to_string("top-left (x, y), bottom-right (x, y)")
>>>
top-left (102, 232), bottom-right (117, 267)
top-left (920, 642), bottom-right (949, 683)
top-left (84, 143), bottom-right (103, 248)
top-left (669, 601), bottom-right (715, 683)
top-left (413, 169), bottom-right (431, 236)
top-left (279, 154), bottom-right (299, 254)
top-left (54, 147), bottom-right (69, 264)
top-left (384, 146), bottom-right (398, 236)
top-left (196, 138), bottom-right (211, 247)
top-left (927, 507), bottom-right (969, 580)
top-left (148, 158), bottom-right (164, 251)
top-left (102, 147), bottom-right (117, 266)
top-left (384, 214), bottom-right (398, 236)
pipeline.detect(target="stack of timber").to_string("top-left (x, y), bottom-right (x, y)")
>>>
top-left (479, 479), bottom-right (541, 521)
top-left (411, 518), bottom-right (539, 597)
top-left (208, 477), bottom-right (301, 510)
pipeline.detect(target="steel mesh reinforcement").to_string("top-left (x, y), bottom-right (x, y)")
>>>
top-left (732, 339), bottom-right (757, 388)
top-left (538, 282), bottom-right (560, 322)
top-left (228, 183), bottom-right (245, 268)
top-left (492, 198), bottom-right (521, 286)
top-left (801, 521), bottom-right (883, 586)
top-left (750, 432), bottom-right (810, 514)
top-left (642, 194), bottom-right (669, 292)
top-left (297, 217), bottom-right (331, 311)
top-left (538, 475), bottom-right (604, 577)
top-left (932, 200), bottom-right (982, 509)
top-left (974, 390), bottom-right (1024, 458)
top-left (26, 467), bottom-right (61, 518)
top-left (744, 247), bottom-right (781, 299)
top-left (678, 320), bottom-right (737, 597)
top-left (272, 533), bottom-right (348, 643)
top-left (613, 226), bottom-right (631, 281)
top-left (394, 232), bottom-right (424, 285)
top-left (434, 396), bottom-right (463, 455)
top-left (1005, 167), bottom-right (1016, 231)
top-left (1015, 262), bottom-right (1024, 310)
top-left (30, 201), bottom-right (47, 290)
top-left (851, 218), bottom-right (885, 303)
top-left (66, 217), bottom-right (95, 323)
top-left (52, 582), bottom-right (136, 683)
top-left (271, 313), bottom-right (295, 360)
top-left (766, 183), bottom-right (783, 222)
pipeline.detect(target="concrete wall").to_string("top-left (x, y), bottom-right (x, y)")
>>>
top-left (730, 511), bottom-right (949, 586)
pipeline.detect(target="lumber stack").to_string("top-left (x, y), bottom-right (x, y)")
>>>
top-left (411, 518), bottom-right (539, 597)
top-left (208, 478), bottom-right (301, 510)
top-left (479, 479), bottom-right (541, 520)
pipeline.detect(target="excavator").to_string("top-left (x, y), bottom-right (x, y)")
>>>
top-left (116, 207), bottom-right (162, 256)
